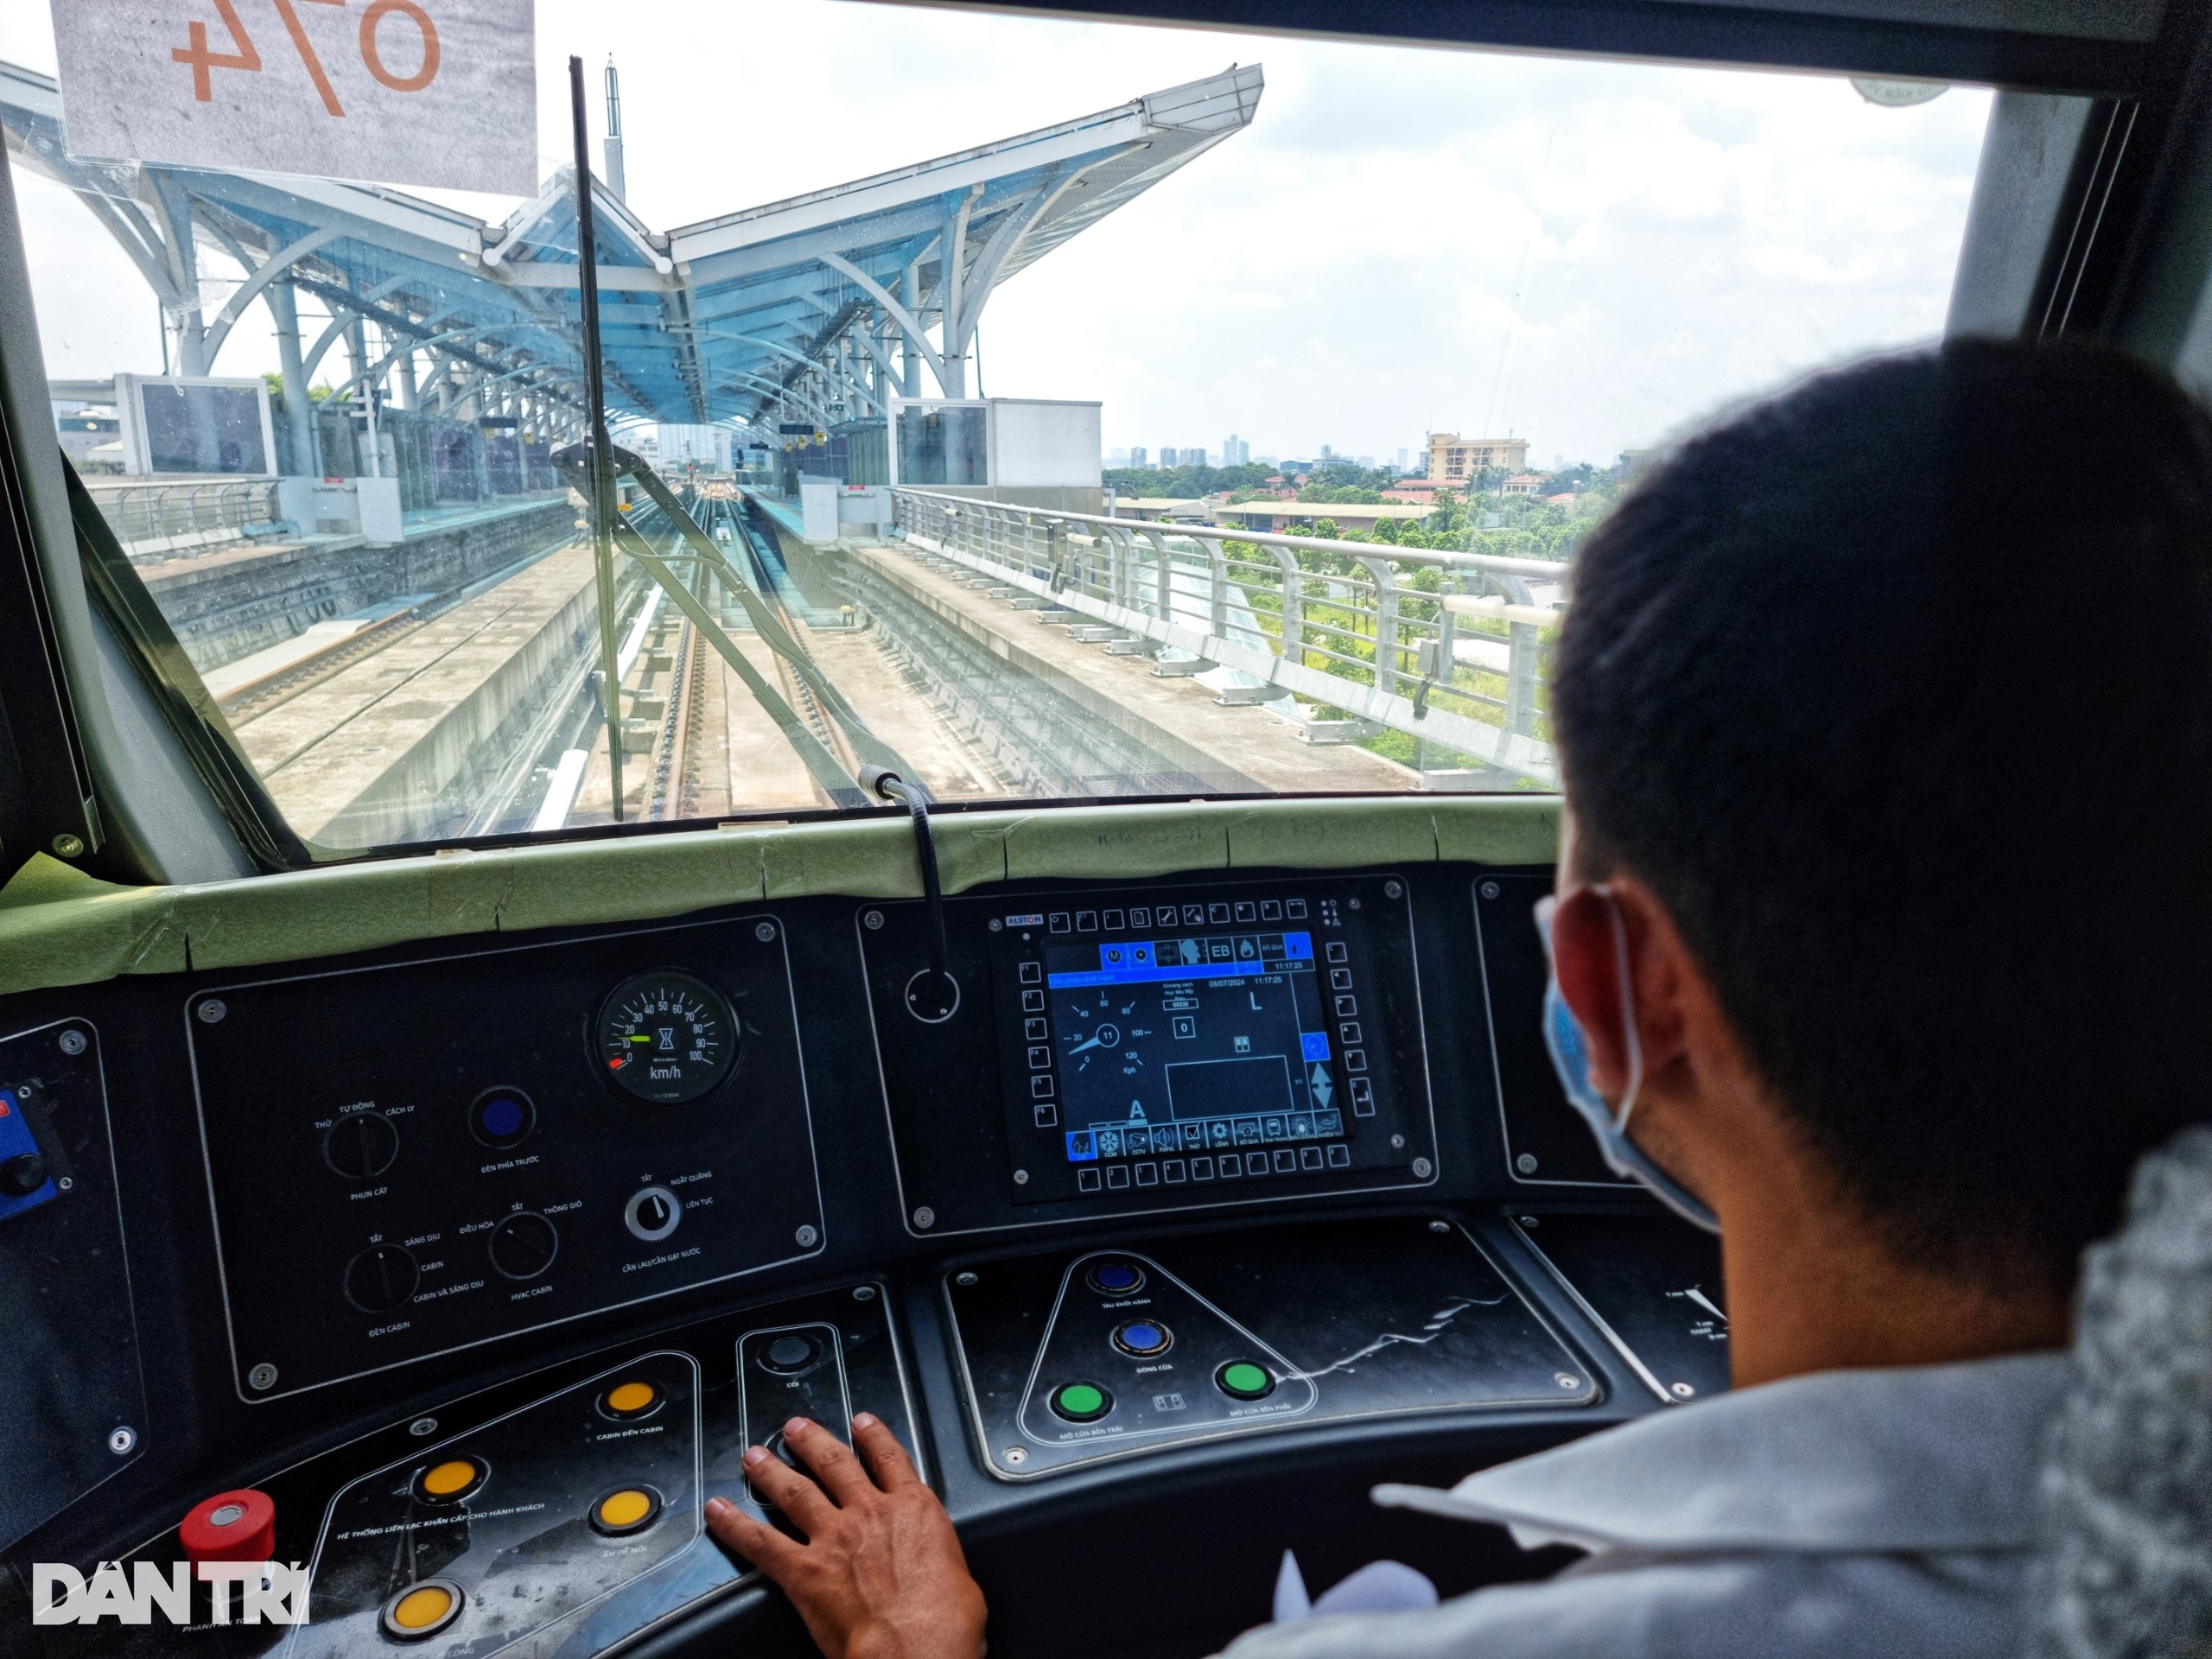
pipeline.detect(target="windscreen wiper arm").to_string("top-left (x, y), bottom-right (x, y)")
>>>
top-left (600, 448), bottom-right (934, 798)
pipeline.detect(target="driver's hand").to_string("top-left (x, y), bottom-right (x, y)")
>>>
top-left (706, 1414), bottom-right (987, 1659)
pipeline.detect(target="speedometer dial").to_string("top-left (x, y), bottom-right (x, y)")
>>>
top-left (594, 969), bottom-right (740, 1103)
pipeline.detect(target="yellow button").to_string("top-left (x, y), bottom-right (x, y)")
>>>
top-left (391, 1586), bottom-right (453, 1630)
top-left (420, 1459), bottom-right (478, 1497)
top-left (597, 1489), bottom-right (653, 1529)
top-left (605, 1381), bottom-right (657, 1414)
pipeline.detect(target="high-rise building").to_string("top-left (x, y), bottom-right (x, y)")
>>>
top-left (1223, 433), bottom-right (1249, 466)
top-left (1109, 447), bottom-right (1130, 467)
top-left (1160, 447), bottom-right (1180, 467)
top-left (1186, 447), bottom-right (1206, 468)
top-left (1395, 448), bottom-right (1409, 472)
top-left (1129, 446), bottom-right (1148, 467)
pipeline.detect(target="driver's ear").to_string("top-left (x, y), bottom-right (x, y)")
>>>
top-left (1553, 881), bottom-right (1693, 1098)
top-left (1551, 886), bottom-right (1635, 1097)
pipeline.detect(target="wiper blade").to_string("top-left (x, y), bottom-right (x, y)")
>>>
top-left (557, 442), bottom-right (933, 804)
top-left (611, 521), bottom-right (868, 809)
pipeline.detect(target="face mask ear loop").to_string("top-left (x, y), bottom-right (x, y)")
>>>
top-left (1597, 887), bottom-right (1644, 1130)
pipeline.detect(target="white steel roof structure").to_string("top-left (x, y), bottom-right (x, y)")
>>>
top-left (0, 60), bottom-right (1262, 439)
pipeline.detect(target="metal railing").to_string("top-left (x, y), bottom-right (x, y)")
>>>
top-left (83, 476), bottom-right (282, 561)
top-left (890, 488), bottom-right (1562, 784)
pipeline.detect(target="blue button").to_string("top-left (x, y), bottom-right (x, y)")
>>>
top-left (1065, 1131), bottom-right (1096, 1161)
top-left (1096, 1264), bottom-right (1140, 1291)
top-left (482, 1097), bottom-right (524, 1138)
top-left (1300, 1031), bottom-right (1331, 1061)
top-left (1112, 1319), bottom-right (1172, 1356)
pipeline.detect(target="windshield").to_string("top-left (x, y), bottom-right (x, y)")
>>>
top-left (1, 3), bottom-right (1992, 851)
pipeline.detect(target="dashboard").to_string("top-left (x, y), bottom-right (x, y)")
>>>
top-left (0, 844), bottom-right (1725, 1659)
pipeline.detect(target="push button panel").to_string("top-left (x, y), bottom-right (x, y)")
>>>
top-left (736, 1322), bottom-right (851, 1510)
top-left (292, 1351), bottom-right (700, 1656)
top-left (950, 1219), bottom-right (1596, 1479)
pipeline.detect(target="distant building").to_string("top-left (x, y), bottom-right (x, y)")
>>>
top-left (1185, 447), bottom-right (1207, 468)
top-left (648, 423), bottom-right (732, 471)
top-left (1501, 472), bottom-right (1542, 496)
top-left (1223, 433), bottom-right (1250, 466)
top-left (1160, 447), bottom-right (1180, 468)
top-left (1427, 433), bottom-right (1530, 484)
top-left (1382, 479), bottom-right (1449, 503)
top-left (1128, 446), bottom-right (1148, 467)
top-left (1212, 500), bottom-right (1436, 535)
top-left (1395, 448), bottom-right (1409, 472)
top-left (1109, 447), bottom-right (1130, 467)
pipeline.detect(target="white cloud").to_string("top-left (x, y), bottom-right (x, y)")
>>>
top-left (2, 1), bottom-right (1990, 464)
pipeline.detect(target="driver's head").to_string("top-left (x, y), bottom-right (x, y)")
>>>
top-left (1550, 338), bottom-right (2212, 1296)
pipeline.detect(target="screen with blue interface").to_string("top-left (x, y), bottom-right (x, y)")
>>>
top-left (1046, 928), bottom-right (1348, 1164)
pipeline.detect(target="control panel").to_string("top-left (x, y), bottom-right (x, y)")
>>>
top-left (1513, 1211), bottom-right (1732, 1404)
top-left (1473, 873), bottom-right (1635, 1191)
top-left (0, 1018), bottom-right (146, 1551)
top-left (860, 874), bottom-right (1440, 1236)
top-left (188, 913), bottom-right (825, 1400)
top-left (291, 1352), bottom-right (704, 1656)
top-left (43, 1285), bottom-right (921, 1659)
top-left (946, 1217), bottom-right (1596, 1478)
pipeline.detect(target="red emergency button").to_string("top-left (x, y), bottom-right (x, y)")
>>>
top-left (180, 1489), bottom-right (276, 1565)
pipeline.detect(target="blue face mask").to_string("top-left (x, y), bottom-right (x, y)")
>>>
top-left (1534, 892), bottom-right (1719, 1233)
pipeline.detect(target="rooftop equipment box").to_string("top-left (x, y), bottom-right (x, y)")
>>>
top-left (888, 397), bottom-right (1102, 512)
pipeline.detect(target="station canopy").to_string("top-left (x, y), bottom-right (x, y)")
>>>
top-left (0, 59), bottom-right (1262, 435)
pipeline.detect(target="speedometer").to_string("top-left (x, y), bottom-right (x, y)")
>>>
top-left (594, 969), bottom-right (740, 1103)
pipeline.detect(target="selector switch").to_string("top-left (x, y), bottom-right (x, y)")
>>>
top-left (0, 1152), bottom-right (46, 1196)
top-left (323, 1111), bottom-right (399, 1182)
top-left (487, 1212), bottom-right (558, 1280)
top-left (344, 1244), bottom-right (418, 1313)
top-left (624, 1185), bottom-right (682, 1243)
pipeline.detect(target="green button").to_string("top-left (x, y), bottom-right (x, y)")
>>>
top-left (1218, 1362), bottom-right (1274, 1400)
top-left (1052, 1382), bottom-right (1110, 1421)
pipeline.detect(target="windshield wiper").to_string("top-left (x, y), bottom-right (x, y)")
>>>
top-left (554, 443), bottom-right (932, 810)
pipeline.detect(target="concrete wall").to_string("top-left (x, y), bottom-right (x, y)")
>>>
top-left (315, 576), bottom-right (604, 847)
top-left (149, 497), bottom-right (576, 671)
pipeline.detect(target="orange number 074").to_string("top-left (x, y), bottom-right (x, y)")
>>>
top-left (173, 0), bottom-right (441, 115)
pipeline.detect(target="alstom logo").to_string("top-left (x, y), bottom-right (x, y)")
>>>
top-left (32, 1560), bottom-right (309, 1625)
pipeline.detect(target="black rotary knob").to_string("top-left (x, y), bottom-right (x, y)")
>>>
top-left (0, 1153), bottom-right (47, 1195)
top-left (344, 1244), bottom-right (419, 1313)
top-left (323, 1112), bottom-right (399, 1181)
top-left (487, 1212), bottom-right (559, 1280)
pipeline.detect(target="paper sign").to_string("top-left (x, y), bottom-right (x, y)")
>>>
top-left (49, 0), bottom-right (537, 195)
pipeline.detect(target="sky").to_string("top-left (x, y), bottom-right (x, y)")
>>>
top-left (1, 1), bottom-right (1994, 468)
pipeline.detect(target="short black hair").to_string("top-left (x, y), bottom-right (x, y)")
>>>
top-left (1554, 338), bottom-right (2212, 1295)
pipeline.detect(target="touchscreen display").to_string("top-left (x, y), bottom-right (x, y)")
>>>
top-left (1046, 927), bottom-right (1351, 1164)
top-left (982, 880), bottom-right (1428, 1210)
